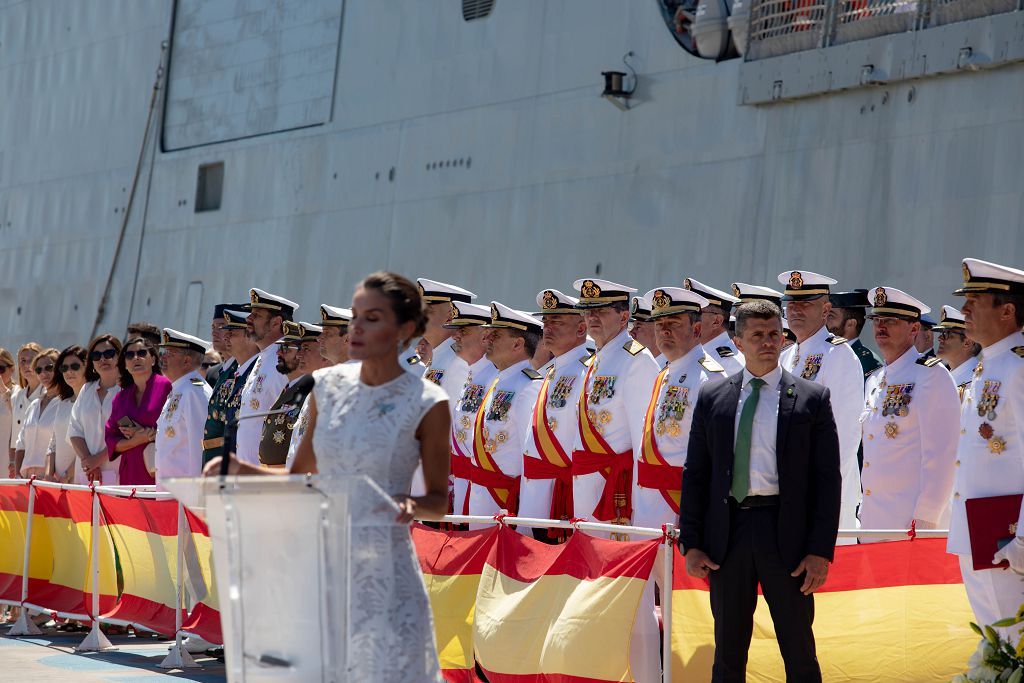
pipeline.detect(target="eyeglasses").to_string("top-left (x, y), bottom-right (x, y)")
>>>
top-left (0, 365), bottom-right (10, 373)
top-left (35, 364), bottom-right (55, 374)
top-left (123, 349), bottom-right (150, 360)
top-left (90, 349), bottom-right (118, 361)
top-left (279, 343), bottom-right (301, 352)
top-left (60, 363), bottom-right (83, 373)
top-left (937, 331), bottom-right (965, 340)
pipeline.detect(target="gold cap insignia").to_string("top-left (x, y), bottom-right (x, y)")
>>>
top-left (629, 298), bottom-right (640, 314)
top-left (162, 331), bottom-right (171, 344)
top-left (417, 283), bottom-right (426, 297)
top-left (653, 289), bottom-right (670, 310)
top-left (490, 303), bottom-right (500, 321)
top-left (789, 271), bottom-right (804, 289)
top-left (283, 321), bottom-right (300, 337)
top-left (683, 278), bottom-right (693, 291)
top-left (448, 302), bottom-right (458, 323)
top-left (874, 287), bottom-right (887, 307)
top-left (962, 262), bottom-right (971, 283)
top-left (731, 284), bottom-right (741, 298)
top-left (542, 290), bottom-right (558, 310)
top-left (250, 290), bottom-right (259, 305)
top-left (580, 280), bottom-right (601, 298)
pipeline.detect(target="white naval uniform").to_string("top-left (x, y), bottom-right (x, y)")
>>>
top-left (948, 331), bottom-right (1024, 635)
top-left (859, 347), bottom-right (960, 534)
top-left (571, 328), bottom-right (660, 522)
top-left (653, 353), bottom-right (668, 369)
top-left (466, 359), bottom-right (541, 526)
top-left (451, 356), bottom-right (498, 515)
top-left (519, 343), bottom-right (590, 523)
top-left (401, 338), bottom-right (427, 377)
top-left (632, 345), bottom-right (723, 530)
top-left (412, 337), bottom-right (470, 496)
top-left (705, 330), bottom-right (744, 376)
top-left (951, 356), bottom-right (981, 398)
top-left (155, 370), bottom-right (213, 488)
top-left (285, 399), bottom-right (310, 472)
top-left (780, 325), bottom-right (864, 543)
top-left (235, 344), bottom-right (288, 465)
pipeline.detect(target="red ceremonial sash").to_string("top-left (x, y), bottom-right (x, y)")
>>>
top-left (570, 361), bottom-right (633, 523)
top-left (526, 367), bottom-right (573, 526)
top-left (639, 366), bottom-right (683, 513)
top-left (469, 378), bottom-right (516, 510)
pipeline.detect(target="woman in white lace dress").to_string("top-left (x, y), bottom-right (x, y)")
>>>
top-left (212, 272), bottom-right (451, 682)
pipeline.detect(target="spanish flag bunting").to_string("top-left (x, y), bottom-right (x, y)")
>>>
top-left (26, 486), bottom-right (116, 617)
top-left (0, 484), bottom-right (31, 604)
top-left (474, 526), bottom-right (659, 682)
top-left (99, 493), bottom-right (182, 635)
top-left (181, 507), bottom-right (223, 645)
top-left (413, 524), bottom-right (498, 683)
top-left (671, 538), bottom-right (977, 682)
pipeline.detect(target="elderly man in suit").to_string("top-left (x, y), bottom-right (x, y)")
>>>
top-left (680, 300), bottom-right (841, 683)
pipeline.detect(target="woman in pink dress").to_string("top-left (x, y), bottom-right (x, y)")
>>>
top-left (105, 337), bottom-right (171, 485)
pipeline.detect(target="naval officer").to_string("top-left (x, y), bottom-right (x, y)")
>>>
top-left (778, 270), bottom-right (866, 544)
top-left (859, 286), bottom-right (960, 536)
top-left (683, 277), bottom-right (744, 375)
top-left (629, 294), bottom-right (662, 366)
top-left (318, 304), bottom-right (353, 365)
top-left (155, 329), bottom-right (213, 488)
top-left (935, 305), bottom-right (981, 399)
top-left (570, 278), bottom-right (660, 525)
top-left (949, 259), bottom-right (1024, 637)
top-left (414, 278), bottom-right (476, 392)
top-left (827, 289), bottom-right (882, 378)
top-left (236, 288), bottom-right (297, 464)
top-left (633, 287), bottom-right (724, 529)
top-left (464, 303), bottom-right (543, 522)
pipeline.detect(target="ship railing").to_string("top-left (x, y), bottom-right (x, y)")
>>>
top-left (746, 0), bottom-right (1024, 60)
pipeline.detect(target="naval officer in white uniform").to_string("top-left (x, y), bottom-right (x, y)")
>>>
top-left (155, 329), bottom-right (213, 488)
top-left (683, 277), bottom-right (744, 376)
top-left (777, 270), bottom-right (867, 544)
top-left (949, 259), bottom-right (1024, 637)
top-left (935, 304), bottom-right (981, 399)
top-left (859, 286), bottom-right (960, 537)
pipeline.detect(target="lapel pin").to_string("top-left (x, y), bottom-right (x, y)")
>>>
top-left (786, 387), bottom-right (794, 397)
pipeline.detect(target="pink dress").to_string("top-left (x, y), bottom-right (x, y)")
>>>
top-left (105, 373), bottom-right (172, 485)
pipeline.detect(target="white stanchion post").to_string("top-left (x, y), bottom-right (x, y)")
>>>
top-left (661, 524), bottom-right (674, 683)
top-left (9, 479), bottom-right (42, 636)
top-left (159, 501), bottom-right (198, 669)
top-left (77, 484), bottom-right (114, 651)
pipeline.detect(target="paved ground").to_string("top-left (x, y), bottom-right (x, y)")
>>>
top-left (0, 624), bottom-right (227, 682)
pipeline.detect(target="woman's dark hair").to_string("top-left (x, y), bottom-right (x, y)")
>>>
top-left (33, 348), bottom-right (60, 392)
top-left (54, 345), bottom-right (87, 400)
top-left (118, 336), bottom-right (161, 388)
top-left (358, 271), bottom-right (427, 341)
top-left (85, 334), bottom-right (123, 382)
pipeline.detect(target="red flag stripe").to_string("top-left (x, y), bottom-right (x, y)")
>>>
top-left (414, 524), bottom-right (498, 576)
top-left (98, 494), bottom-right (180, 535)
top-left (489, 526), bottom-right (660, 582)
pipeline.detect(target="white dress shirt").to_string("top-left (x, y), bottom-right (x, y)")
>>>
top-left (951, 355), bottom-right (981, 393)
top-left (47, 398), bottom-right (78, 478)
top-left (17, 395), bottom-right (59, 470)
top-left (734, 365), bottom-right (783, 497)
top-left (236, 344), bottom-right (289, 464)
top-left (10, 383), bottom-right (43, 450)
top-left (68, 380), bottom-right (121, 483)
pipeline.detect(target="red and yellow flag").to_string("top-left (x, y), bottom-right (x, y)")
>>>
top-left (181, 507), bottom-right (222, 645)
top-left (413, 524), bottom-right (498, 683)
top-left (99, 493), bottom-right (182, 635)
top-left (0, 484), bottom-right (31, 604)
top-left (475, 527), bottom-right (659, 682)
top-left (671, 539), bottom-right (977, 681)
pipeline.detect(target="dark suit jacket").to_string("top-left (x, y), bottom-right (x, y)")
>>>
top-left (205, 363), bottom-right (223, 386)
top-left (679, 368), bottom-right (841, 570)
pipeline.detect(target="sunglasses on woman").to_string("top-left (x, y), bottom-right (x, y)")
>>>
top-left (123, 349), bottom-right (150, 360)
top-left (90, 349), bottom-right (118, 361)
top-left (35, 364), bottom-right (55, 374)
top-left (0, 365), bottom-right (10, 373)
top-left (60, 362), bottom-right (83, 373)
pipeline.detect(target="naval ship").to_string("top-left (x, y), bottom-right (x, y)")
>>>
top-left (2, 0), bottom-right (1022, 345)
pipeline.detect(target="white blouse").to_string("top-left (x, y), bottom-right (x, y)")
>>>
top-left (0, 383), bottom-right (13, 457)
top-left (48, 397), bottom-right (78, 478)
top-left (10, 383), bottom-right (43, 450)
top-left (67, 380), bottom-right (121, 474)
top-left (17, 395), bottom-right (59, 470)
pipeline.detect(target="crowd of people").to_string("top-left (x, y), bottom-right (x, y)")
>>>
top-left (2, 259), bottom-right (1022, 680)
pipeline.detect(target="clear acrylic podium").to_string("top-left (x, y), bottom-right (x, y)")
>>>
top-left (164, 474), bottom-right (403, 683)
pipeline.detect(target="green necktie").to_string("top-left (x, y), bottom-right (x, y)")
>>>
top-left (731, 377), bottom-right (766, 502)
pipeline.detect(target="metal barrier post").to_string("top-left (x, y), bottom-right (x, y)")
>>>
top-left (159, 501), bottom-right (199, 668)
top-left (661, 524), bottom-right (675, 683)
top-left (77, 484), bottom-right (114, 651)
top-left (8, 480), bottom-right (41, 636)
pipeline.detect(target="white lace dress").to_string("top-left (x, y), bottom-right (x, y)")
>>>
top-left (312, 363), bottom-right (448, 683)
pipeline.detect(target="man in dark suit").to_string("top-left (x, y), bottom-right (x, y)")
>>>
top-left (680, 300), bottom-right (841, 682)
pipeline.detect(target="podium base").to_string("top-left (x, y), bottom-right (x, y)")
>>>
top-left (159, 635), bottom-right (200, 669)
top-left (76, 621), bottom-right (116, 651)
top-left (7, 610), bottom-right (43, 636)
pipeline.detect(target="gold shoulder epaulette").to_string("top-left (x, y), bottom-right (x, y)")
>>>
top-left (1013, 346), bottom-right (1024, 358)
top-left (406, 355), bottom-right (421, 365)
top-left (623, 339), bottom-right (646, 356)
top-left (698, 356), bottom-right (725, 374)
top-left (827, 335), bottom-right (848, 345)
top-left (191, 377), bottom-right (206, 386)
top-left (716, 346), bottom-right (735, 358)
top-left (915, 356), bottom-right (943, 367)
top-left (580, 352), bottom-right (595, 367)
top-left (522, 368), bottom-right (542, 380)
